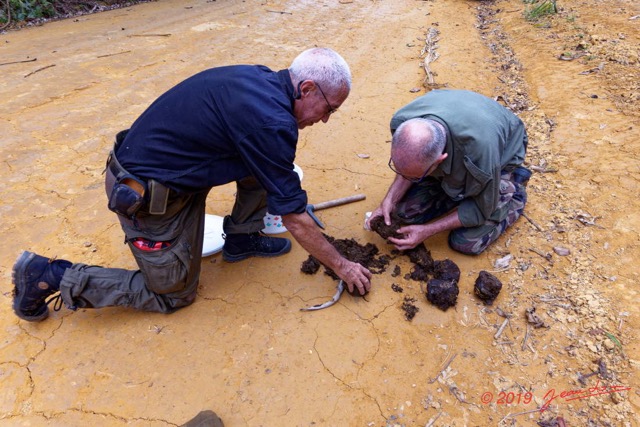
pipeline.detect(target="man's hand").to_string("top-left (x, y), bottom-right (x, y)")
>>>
top-left (388, 211), bottom-right (464, 251)
top-left (283, 211), bottom-right (372, 295)
top-left (365, 200), bottom-right (394, 230)
top-left (388, 224), bottom-right (432, 251)
top-left (335, 259), bottom-right (372, 295)
top-left (365, 174), bottom-right (412, 230)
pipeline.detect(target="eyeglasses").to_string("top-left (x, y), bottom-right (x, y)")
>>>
top-left (388, 158), bottom-right (433, 183)
top-left (315, 82), bottom-right (338, 116)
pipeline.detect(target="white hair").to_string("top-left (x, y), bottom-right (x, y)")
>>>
top-left (289, 47), bottom-right (352, 93)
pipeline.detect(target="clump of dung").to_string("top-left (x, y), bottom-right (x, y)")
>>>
top-left (432, 259), bottom-right (460, 282)
top-left (369, 215), bottom-right (404, 240)
top-left (301, 257), bottom-right (321, 275)
top-left (426, 279), bottom-right (459, 311)
top-left (300, 233), bottom-right (390, 297)
top-left (404, 244), bottom-right (435, 281)
top-left (369, 215), bottom-right (437, 281)
top-left (369, 214), bottom-right (463, 312)
top-left (473, 270), bottom-right (502, 305)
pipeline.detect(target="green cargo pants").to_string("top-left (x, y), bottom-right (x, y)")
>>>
top-left (58, 146), bottom-right (267, 313)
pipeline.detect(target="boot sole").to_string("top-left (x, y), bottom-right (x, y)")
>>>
top-left (12, 251), bottom-right (50, 322)
top-left (222, 240), bottom-right (292, 263)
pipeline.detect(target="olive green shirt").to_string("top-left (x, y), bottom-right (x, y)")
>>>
top-left (390, 89), bottom-right (526, 227)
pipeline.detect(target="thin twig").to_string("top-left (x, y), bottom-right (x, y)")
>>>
top-left (266, 9), bottom-right (292, 14)
top-left (521, 324), bottom-right (531, 351)
top-left (1, 58), bottom-right (37, 67)
top-left (97, 50), bottom-right (132, 59)
top-left (448, 385), bottom-right (473, 404)
top-left (496, 307), bottom-right (513, 319)
top-left (529, 247), bottom-right (552, 263)
top-left (428, 353), bottom-right (457, 384)
top-left (24, 64), bottom-right (55, 78)
top-left (522, 212), bottom-right (543, 231)
top-left (425, 412), bottom-right (442, 427)
top-left (529, 165), bottom-right (558, 173)
top-left (500, 408), bottom-right (542, 422)
top-left (494, 318), bottom-right (510, 339)
top-left (128, 33), bottom-right (171, 37)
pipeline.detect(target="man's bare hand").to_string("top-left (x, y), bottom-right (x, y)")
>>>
top-left (335, 259), bottom-right (372, 295)
top-left (365, 201), bottom-right (393, 230)
top-left (388, 224), bottom-right (433, 251)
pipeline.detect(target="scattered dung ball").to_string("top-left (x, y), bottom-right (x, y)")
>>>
top-left (426, 279), bottom-right (459, 311)
top-left (401, 296), bottom-right (419, 320)
top-left (391, 283), bottom-right (404, 293)
top-left (474, 270), bottom-right (502, 305)
top-left (432, 259), bottom-right (460, 283)
top-left (391, 265), bottom-right (401, 277)
top-left (405, 243), bottom-right (434, 269)
top-left (301, 256), bottom-right (321, 274)
top-left (405, 243), bottom-right (435, 281)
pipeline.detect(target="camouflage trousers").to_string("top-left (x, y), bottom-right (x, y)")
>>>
top-left (395, 169), bottom-right (529, 255)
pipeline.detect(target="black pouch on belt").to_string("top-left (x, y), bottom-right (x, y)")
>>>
top-left (147, 179), bottom-right (169, 215)
top-left (108, 174), bottom-right (147, 219)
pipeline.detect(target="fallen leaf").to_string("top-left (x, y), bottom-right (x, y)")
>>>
top-left (493, 254), bottom-right (512, 269)
top-left (553, 246), bottom-right (571, 256)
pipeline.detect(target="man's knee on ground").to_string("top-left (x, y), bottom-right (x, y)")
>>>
top-left (447, 232), bottom-right (490, 256)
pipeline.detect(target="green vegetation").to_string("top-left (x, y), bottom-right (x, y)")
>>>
top-left (1, 0), bottom-right (55, 26)
top-left (1, 0), bottom-right (138, 29)
top-left (524, 0), bottom-right (558, 21)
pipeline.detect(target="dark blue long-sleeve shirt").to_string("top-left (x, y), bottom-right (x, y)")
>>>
top-left (117, 65), bottom-right (307, 216)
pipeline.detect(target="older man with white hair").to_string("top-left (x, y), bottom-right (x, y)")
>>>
top-left (13, 48), bottom-right (372, 322)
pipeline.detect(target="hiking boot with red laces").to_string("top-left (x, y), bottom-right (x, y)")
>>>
top-left (12, 251), bottom-right (71, 322)
top-left (222, 232), bottom-right (291, 263)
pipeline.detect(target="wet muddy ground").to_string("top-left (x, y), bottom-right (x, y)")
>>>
top-left (1, 0), bottom-right (639, 425)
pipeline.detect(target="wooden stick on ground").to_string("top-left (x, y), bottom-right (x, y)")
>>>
top-left (522, 212), bottom-right (543, 231)
top-left (522, 324), bottom-right (531, 351)
top-left (1, 58), bottom-right (37, 67)
top-left (494, 318), bottom-right (510, 339)
top-left (428, 353), bottom-right (457, 384)
top-left (97, 50), bottom-right (132, 59)
top-left (24, 64), bottom-right (55, 78)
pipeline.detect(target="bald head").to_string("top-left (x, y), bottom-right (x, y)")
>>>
top-left (391, 118), bottom-right (446, 169)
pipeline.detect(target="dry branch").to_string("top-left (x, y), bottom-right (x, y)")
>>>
top-left (428, 353), bottom-right (457, 384)
top-left (24, 64), bottom-right (55, 78)
top-left (1, 58), bottom-right (37, 67)
top-left (421, 27), bottom-right (440, 86)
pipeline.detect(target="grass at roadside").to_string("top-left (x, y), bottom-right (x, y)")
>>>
top-left (0, 0), bottom-right (151, 31)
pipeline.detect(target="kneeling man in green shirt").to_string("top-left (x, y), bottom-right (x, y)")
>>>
top-left (366, 89), bottom-right (531, 255)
